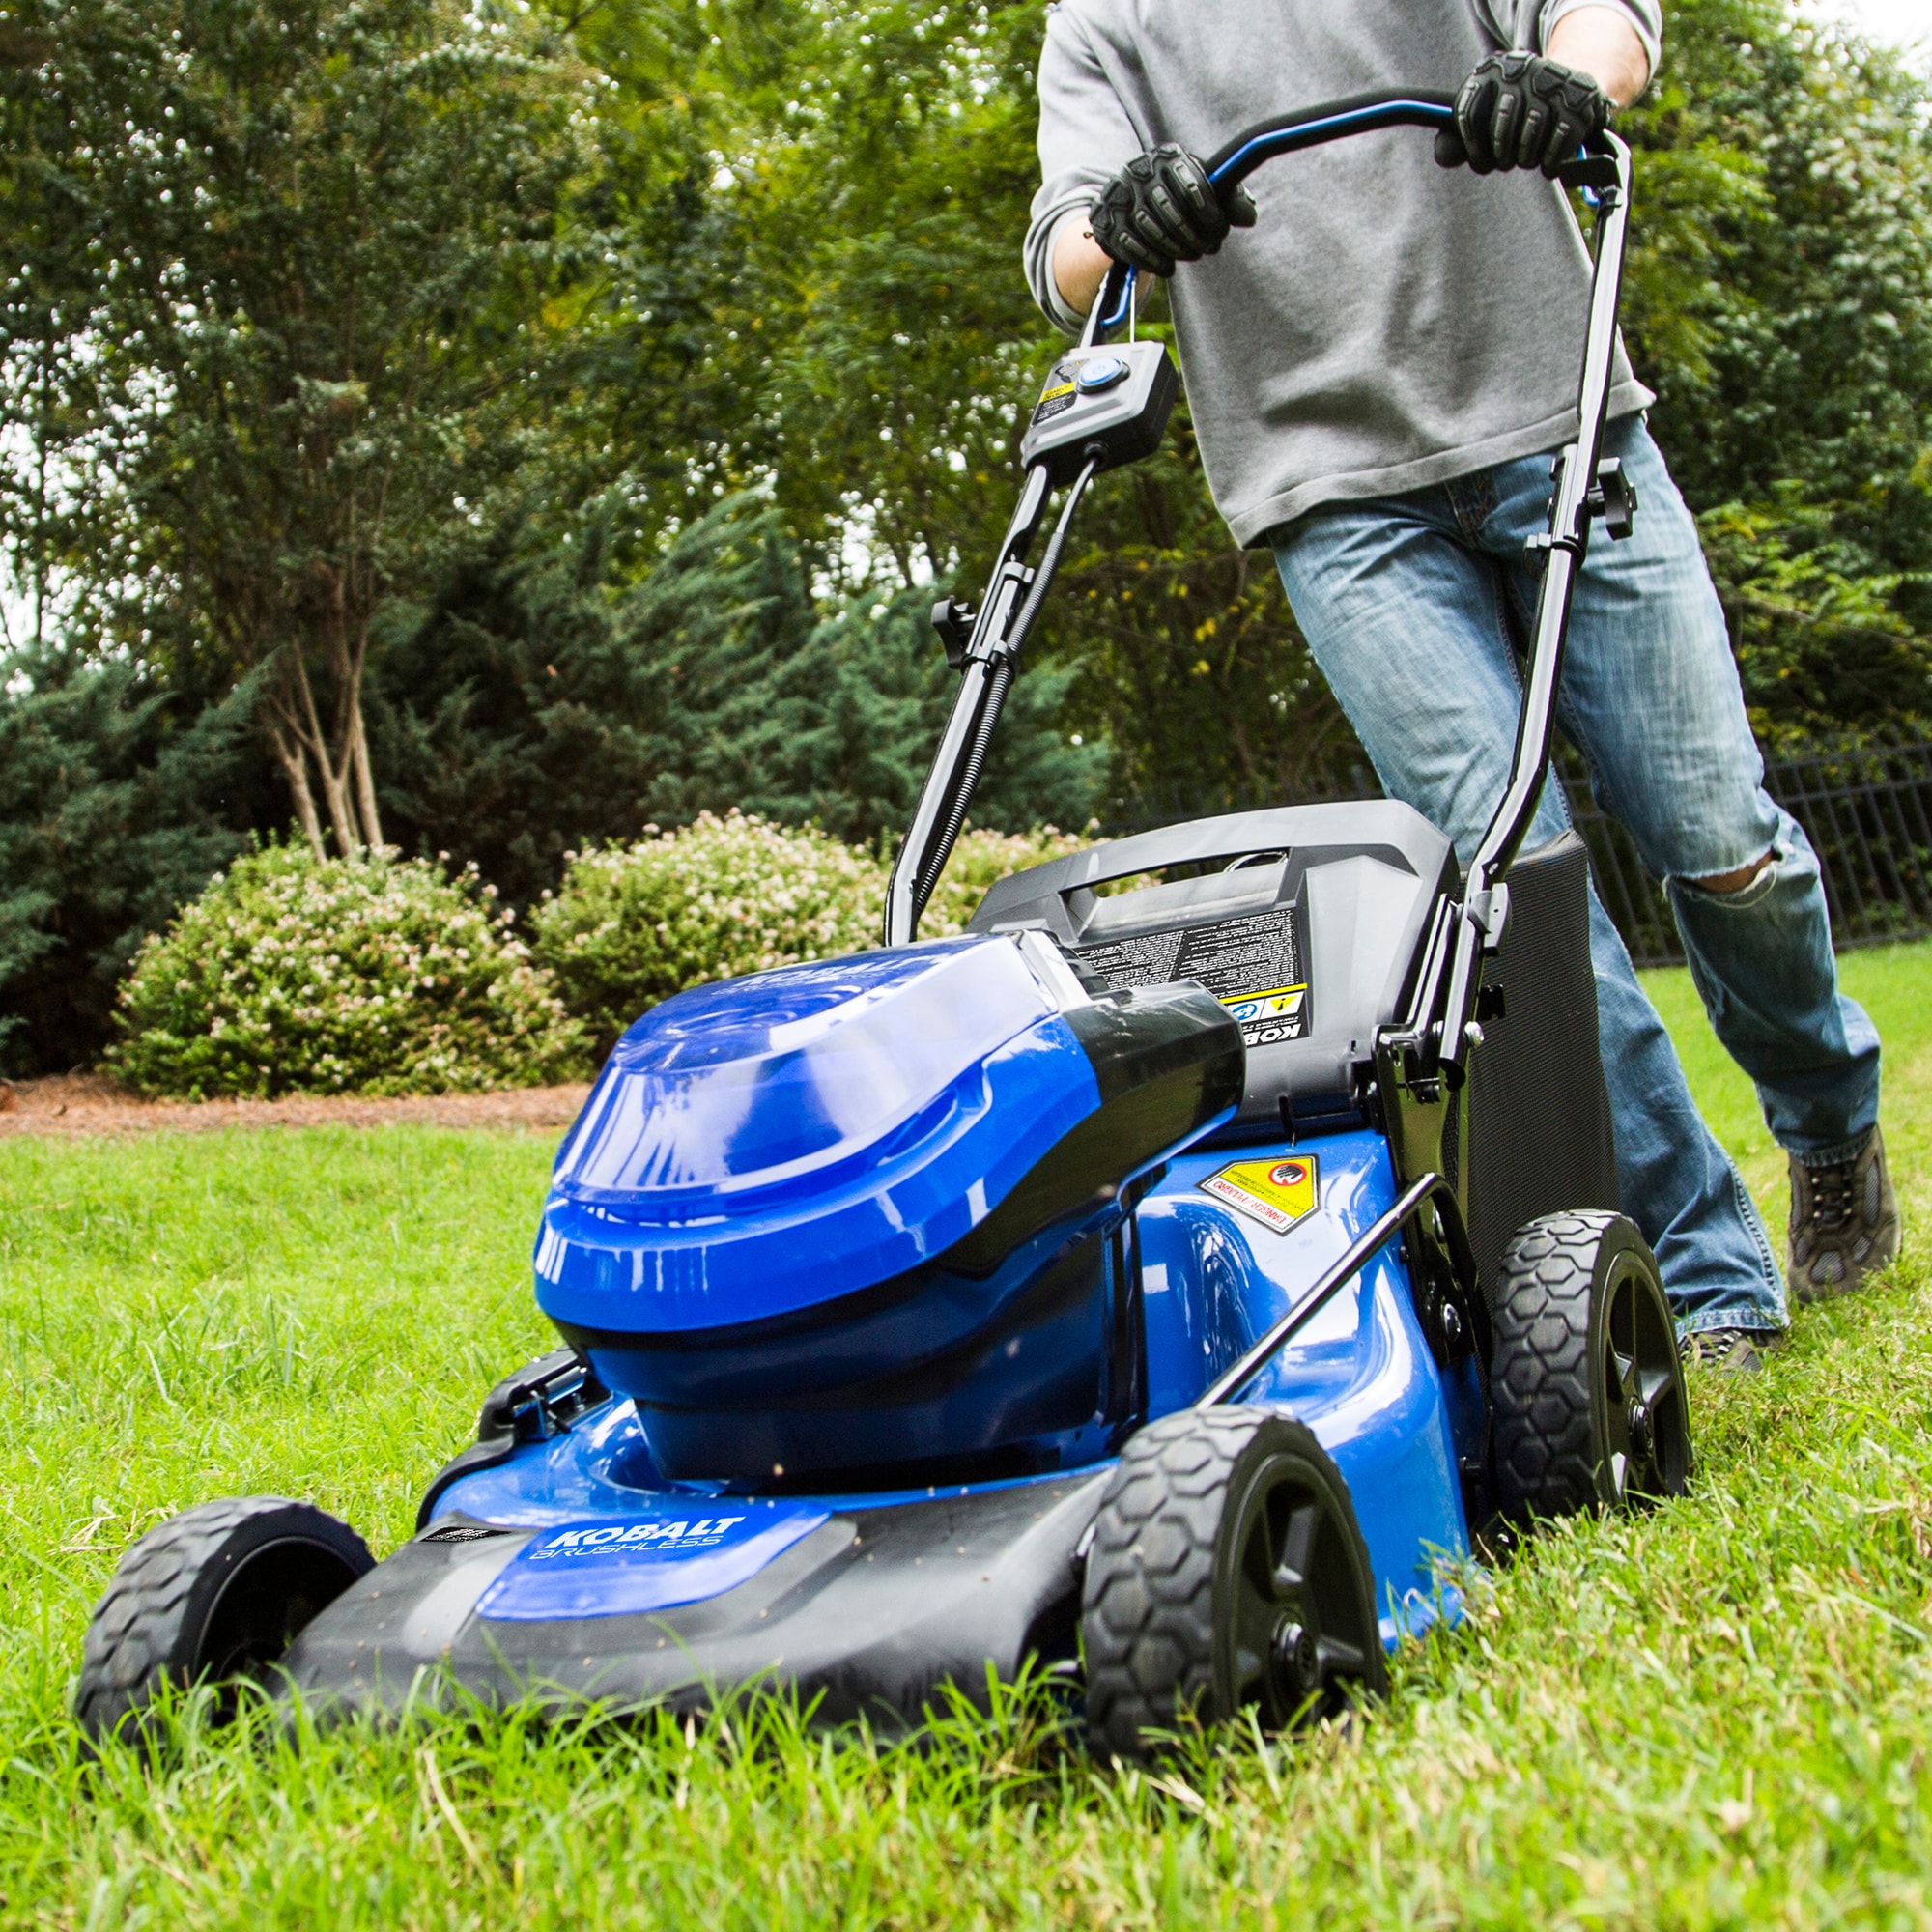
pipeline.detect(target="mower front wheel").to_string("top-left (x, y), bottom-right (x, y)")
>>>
top-left (1079, 1406), bottom-right (1386, 1761)
top-left (1489, 1210), bottom-right (1691, 1521)
top-left (75, 1496), bottom-right (373, 1746)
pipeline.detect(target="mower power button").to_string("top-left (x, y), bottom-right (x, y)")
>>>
top-left (1073, 356), bottom-right (1130, 394)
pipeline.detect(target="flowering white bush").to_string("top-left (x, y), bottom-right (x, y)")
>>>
top-left (110, 844), bottom-right (587, 1098)
top-left (533, 811), bottom-right (1098, 1058)
top-left (532, 811), bottom-right (882, 1058)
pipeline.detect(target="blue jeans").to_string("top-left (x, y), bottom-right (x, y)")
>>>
top-left (1272, 417), bottom-right (1881, 1336)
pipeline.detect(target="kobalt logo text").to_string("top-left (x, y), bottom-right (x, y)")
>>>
top-left (538, 1518), bottom-right (746, 1554)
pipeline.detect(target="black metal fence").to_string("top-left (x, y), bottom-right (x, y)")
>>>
top-left (1106, 730), bottom-right (1932, 970)
top-left (1571, 731), bottom-right (1932, 968)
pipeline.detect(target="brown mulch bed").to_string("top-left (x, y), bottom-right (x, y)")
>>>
top-left (0, 1073), bottom-right (593, 1139)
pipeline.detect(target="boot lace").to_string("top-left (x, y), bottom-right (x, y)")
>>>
top-left (1805, 1158), bottom-right (1859, 1234)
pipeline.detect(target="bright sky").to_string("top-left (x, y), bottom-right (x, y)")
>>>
top-left (1806, 0), bottom-right (1932, 60)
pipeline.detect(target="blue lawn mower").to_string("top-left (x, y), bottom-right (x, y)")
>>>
top-left (75, 98), bottom-right (1690, 1758)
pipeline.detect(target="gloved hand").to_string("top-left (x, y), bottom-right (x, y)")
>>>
top-left (1089, 144), bottom-right (1257, 279)
top-left (1434, 51), bottom-right (1612, 178)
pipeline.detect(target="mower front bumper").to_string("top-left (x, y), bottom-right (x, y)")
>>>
top-left (279, 1471), bottom-right (1107, 1725)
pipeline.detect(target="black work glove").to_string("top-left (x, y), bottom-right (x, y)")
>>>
top-left (1434, 51), bottom-right (1612, 178)
top-left (1088, 144), bottom-right (1257, 279)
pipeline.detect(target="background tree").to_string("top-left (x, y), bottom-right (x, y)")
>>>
top-left (369, 495), bottom-right (1102, 904)
top-left (628, 1), bottom-right (1444, 815)
top-left (0, 0), bottom-right (600, 853)
top-left (1620, 0), bottom-right (1932, 743)
top-left (0, 651), bottom-right (263, 1069)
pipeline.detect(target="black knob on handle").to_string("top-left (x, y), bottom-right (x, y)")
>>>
top-left (930, 597), bottom-right (978, 671)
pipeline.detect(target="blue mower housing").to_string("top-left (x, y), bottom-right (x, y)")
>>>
top-left (535, 933), bottom-right (1243, 1488)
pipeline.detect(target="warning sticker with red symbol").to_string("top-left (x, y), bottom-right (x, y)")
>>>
top-left (1199, 1153), bottom-right (1320, 1235)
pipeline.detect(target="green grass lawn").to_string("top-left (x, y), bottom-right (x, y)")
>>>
top-left (2, 946), bottom-right (1931, 1928)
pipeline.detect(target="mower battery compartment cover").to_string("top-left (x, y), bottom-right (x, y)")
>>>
top-left (970, 801), bottom-right (1455, 1125)
top-left (537, 937), bottom-right (1077, 1330)
top-left (535, 932), bottom-right (1241, 1487)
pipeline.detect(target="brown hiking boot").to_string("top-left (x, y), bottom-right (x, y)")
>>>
top-left (1678, 1327), bottom-right (1773, 1376)
top-left (1789, 1125), bottom-right (1901, 1305)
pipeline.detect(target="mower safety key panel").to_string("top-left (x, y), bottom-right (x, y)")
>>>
top-left (1072, 906), bottom-right (1311, 1049)
top-left (1019, 341), bottom-right (1179, 484)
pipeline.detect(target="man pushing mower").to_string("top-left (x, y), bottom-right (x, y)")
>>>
top-left (1026, 0), bottom-right (1897, 1372)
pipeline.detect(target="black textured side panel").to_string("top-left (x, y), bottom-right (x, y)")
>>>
top-left (1465, 834), bottom-right (1620, 1302)
top-left (1060, 980), bottom-right (1244, 1110)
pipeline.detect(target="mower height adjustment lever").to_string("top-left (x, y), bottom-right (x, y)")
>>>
top-left (1587, 458), bottom-right (1638, 540)
top-left (930, 597), bottom-right (977, 671)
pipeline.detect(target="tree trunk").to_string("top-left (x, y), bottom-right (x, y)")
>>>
top-left (267, 717), bottom-right (327, 860)
top-left (268, 648), bottom-right (362, 856)
top-left (345, 623), bottom-right (384, 849)
top-left (351, 713), bottom-right (384, 850)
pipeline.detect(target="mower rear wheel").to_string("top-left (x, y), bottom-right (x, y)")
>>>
top-left (75, 1496), bottom-right (373, 1745)
top-left (1490, 1211), bottom-right (1691, 1521)
top-left (1080, 1406), bottom-right (1385, 1761)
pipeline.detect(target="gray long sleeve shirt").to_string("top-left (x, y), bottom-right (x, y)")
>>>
top-left (1025, 0), bottom-right (1660, 544)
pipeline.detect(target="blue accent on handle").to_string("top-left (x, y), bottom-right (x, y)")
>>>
top-left (533, 935), bottom-right (1105, 1333)
top-left (1208, 98), bottom-right (1455, 189)
top-left (1091, 97), bottom-right (1456, 343)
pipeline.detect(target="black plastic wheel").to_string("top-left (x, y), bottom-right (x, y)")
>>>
top-left (1490, 1210), bottom-right (1691, 1520)
top-left (74, 1496), bottom-right (373, 1744)
top-left (1080, 1406), bottom-right (1387, 1760)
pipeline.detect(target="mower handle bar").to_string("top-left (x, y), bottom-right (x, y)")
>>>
top-left (1091, 91), bottom-right (1460, 336)
top-left (1089, 88), bottom-right (1625, 339)
top-left (1086, 100), bottom-right (1636, 1093)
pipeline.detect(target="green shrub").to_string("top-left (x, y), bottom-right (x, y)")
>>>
top-left (110, 844), bottom-right (586, 1098)
top-left (921, 824), bottom-right (1094, 934)
top-left (532, 811), bottom-right (883, 1060)
top-left (533, 811), bottom-right (1097, 1059)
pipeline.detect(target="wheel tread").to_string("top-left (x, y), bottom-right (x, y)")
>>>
top-left (1081, 1410), bottom-right (1254, 1758)
top-left (74, 1496), bottom-right (371, 1744)
top-left (1490, 1210), bottom-right (1628, 1520)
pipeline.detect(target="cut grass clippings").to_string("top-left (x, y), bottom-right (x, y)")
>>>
top-left (0, 946), bottom-right (1929, 1926)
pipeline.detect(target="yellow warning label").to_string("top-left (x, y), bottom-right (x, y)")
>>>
top-left (1037, 381), bottom-right (1076, 404)
top-left (1200, 1153), bottom-right (1320, 1236)
top-left (1219, 983), bottom-right (1309, 1045)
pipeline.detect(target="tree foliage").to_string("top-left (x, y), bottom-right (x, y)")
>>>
top-left (0, 651), bottom-right (263, 1073)
top-left (368, 494), bottom-right (1102, 907)
top-left (0, 0), bottom-right (599, 852)
top-left (1621, 2), bottom-right (1932, 739)
top-left (1, 0), bottom-right (1929, 1072)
